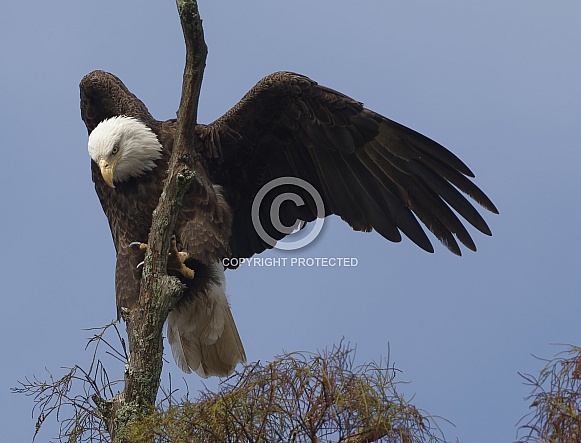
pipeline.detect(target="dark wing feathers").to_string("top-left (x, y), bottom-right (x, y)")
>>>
top-left (81, 69), bottom-right (496, 285)
top-left (200, 71), bottom-right (496, 259)
top-left (80, 70), bottom-right (158, 134)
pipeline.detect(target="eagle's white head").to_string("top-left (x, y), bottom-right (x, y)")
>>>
top-left (88, 116), bottom-right (163, 188)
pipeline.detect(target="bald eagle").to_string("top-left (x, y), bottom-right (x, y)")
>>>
top-left (80, 70), bottom-right (497, 377)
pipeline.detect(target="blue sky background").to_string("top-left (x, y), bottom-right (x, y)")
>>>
top-left (1, 1), bottom-right (580, 442)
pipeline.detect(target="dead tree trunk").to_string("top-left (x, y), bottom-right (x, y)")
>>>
top-left (100, 1), bottom-right (208, 441)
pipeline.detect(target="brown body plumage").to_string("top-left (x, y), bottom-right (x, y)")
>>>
top-left (80, 70), bottom-right (497, 377)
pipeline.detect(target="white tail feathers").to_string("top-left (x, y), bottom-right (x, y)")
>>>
top-left (167, 266), bottom-right (246, 378)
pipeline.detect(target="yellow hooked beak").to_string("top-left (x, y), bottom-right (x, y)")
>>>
top-left (98, 158), bottom-right (116, 189)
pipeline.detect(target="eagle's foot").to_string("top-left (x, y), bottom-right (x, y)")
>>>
top-left (167, 236), bottom-right (195, 279)
top-left (129, 241), bottom-right (148, 254)
top-left (129, 237), bottom-right (194, 279)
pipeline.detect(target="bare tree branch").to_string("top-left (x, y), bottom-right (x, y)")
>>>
top-left (12, 322), bottom-right (125, 443)
top-left (102, 1), bottom-right (208, 441)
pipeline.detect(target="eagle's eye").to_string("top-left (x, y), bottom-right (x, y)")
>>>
top-left (111, 145), bottom-right (119, 155)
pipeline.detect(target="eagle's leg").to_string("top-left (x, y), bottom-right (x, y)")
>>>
top-left (167, 236), bottom-right (195, 279)
top-left (129, 237), bottom-right (195, 280)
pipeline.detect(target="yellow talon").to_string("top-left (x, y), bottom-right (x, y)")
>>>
top-left (130, 238), bottom-right (195, 280)
top-left (167, 237), bottom-right (195, 280)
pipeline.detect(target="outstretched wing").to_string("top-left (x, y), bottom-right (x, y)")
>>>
top-left (200, 71), bottom-right (498, 259)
